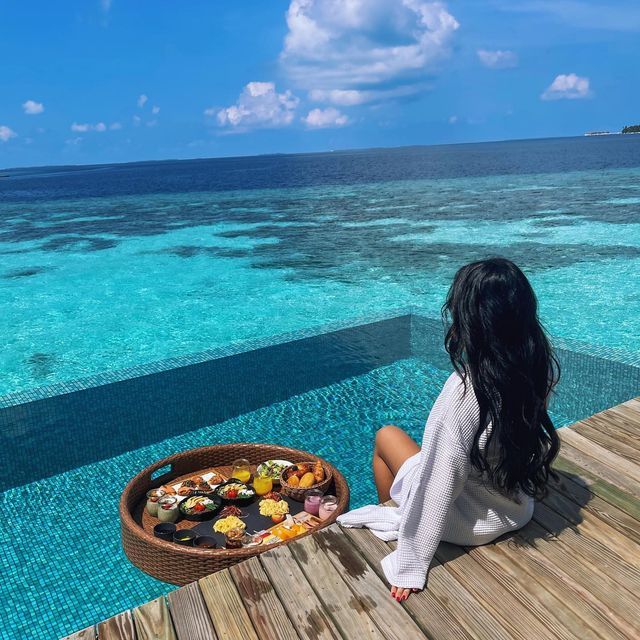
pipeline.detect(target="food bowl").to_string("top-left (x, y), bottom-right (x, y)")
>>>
top-left (178, 492), bottom-right (222, 521)
top-left (173, 529), bottom-right (197, 546)
top-left (279, 461), bottom-right (332, 502)
top-left (194, 536), bottom-right (218, 549)
top-left (153, 523), bottom-right (177, 541)
top-left (256, 459), bottom-right (293, 485)
top-left (213, 480), bottom-right (256, 505)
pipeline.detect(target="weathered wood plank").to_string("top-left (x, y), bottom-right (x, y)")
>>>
top-left (548, 469), bottom-right (640, 544)
top-left (435, 542), bottom-right (557, 640)
top-left (539, 488), bottom-right (640, 568)
top-left (574, 419), bottom-right (640, 462)
top-left (199, 570), bottom-right (259, 640)
top-left (229, 556), bottom-right (298, 640)
top-left (260, 544), bottom-right (340, 640)
top-left (133, 597), bottom-right (176, 640)
top-left (533, 501), bottom-right (640, 597)
top-left (557, 439), bottom-right (640, 499)
top-left (288, 533), bottom-right (386, 639)
top-left (553, 455), bottom-right (640, 520)
top-left (560, 428), bottom-right (640, 484)
top-left (312, 526), bottom-right (428, 640)
top-left (167, 581), bottom-right (217, 640)
top-left (97, 611), bottom-right (136, 640)
top-left (61, 626), bottom-right (96, 640)
top-left (583, 406), bottom-right (640, 440)
top-left (387, 540), bottom-right (517, 640)
top-left (466, 536), bottom-right (621, 640)
top-left (342, 526), bottom-right (471, 640)
top-left (516, 520), bottom-right (639, 638)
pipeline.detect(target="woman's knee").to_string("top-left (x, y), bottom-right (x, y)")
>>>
top-left (375, 424), bottom-right (406, 450)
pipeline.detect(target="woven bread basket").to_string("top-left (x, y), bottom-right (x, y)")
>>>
top-left (279, 460), bottom-right (333, 501)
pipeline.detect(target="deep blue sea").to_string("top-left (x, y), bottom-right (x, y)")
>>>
top-left (1, 136), bottom-right (639, 396)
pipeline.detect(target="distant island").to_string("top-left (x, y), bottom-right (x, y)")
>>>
top-left (584, 124), bottom-right (640, 136)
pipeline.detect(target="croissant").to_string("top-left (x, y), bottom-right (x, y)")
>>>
top-left (313, 460), bottom-right (324, 483)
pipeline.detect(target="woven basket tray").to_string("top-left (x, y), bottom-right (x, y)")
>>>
top-left (120, 443), bottom-right (350, 585)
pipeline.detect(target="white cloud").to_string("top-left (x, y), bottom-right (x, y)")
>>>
top-left (65, 136), bottom-right (83, 146)
top-left (146, 119), bottom-right (158, 127)
top-left (109, 122), bottom-right (122, 130)
top-left (137, 94), bottom-right (148, 108)
top-left (281, 0), bottom-right (459, 103)
top-left (22, 100), bottom-right (45, 115)
top-left (303, 107), bottom-right (349, 128)
top-left (477, 49), bottom-right (518, 69)
top-left (216, 82), bottom-right (299, 130)
top-left (151, 105), bottom-right (160, 115)
top-left (203, 107), bottom-right (216, 117)
top-left (541, 73), bottom-right (591, 100)
top-left (101, 0), bottom-right (112, 12)
top-left (448, 115), bottom-right (458, 124)
top-left (132, 115), bottom-right (142, 126)
top-left (309, 89), bottom-right (365, 106)
top-left (0, 125), bottom-right (17, 142)
top-left (70, 121), bottom-right (108, 132)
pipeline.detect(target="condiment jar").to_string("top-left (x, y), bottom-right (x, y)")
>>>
top-left (157, 496), bottom-right (178, 523)
top-left (146, 488), bottom-right (166, 517)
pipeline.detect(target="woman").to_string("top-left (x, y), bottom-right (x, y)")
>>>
top-left (338, 258), bottom-right (560, 602)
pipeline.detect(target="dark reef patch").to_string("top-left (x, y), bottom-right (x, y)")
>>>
top-left (26, 353), bottom-right (57, 379)
top-left (3, 266), bottom-right (50, 278)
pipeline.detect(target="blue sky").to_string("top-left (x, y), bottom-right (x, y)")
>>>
top-left (1, 0), bottom-right (639, 168)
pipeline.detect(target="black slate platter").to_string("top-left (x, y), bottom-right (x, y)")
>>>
top-left (188, 494), bottom-right (305, 548)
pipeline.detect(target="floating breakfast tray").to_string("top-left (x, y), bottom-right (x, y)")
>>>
top-left (120, 443), bottom-right (350, 585)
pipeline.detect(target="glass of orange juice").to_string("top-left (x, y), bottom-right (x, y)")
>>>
top-left (253, 468), bottom-right (273, 496)
top-left (231, 458), bottom-right (251, 484)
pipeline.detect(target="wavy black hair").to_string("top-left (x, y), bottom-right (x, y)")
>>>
top-left (442, 257), bottom-right (560, 499)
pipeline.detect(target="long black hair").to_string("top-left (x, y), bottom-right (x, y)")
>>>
top-left (442, 258), bottom-right (560, 499)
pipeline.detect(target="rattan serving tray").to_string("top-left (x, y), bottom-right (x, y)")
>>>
top-left (120, 443), bottom-right (350, 585)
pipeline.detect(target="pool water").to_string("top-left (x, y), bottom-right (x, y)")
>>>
top-left (0, 357), bottom-right (575, 639)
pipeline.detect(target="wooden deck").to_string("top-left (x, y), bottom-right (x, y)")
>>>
top-left (63, 397), bottom-right (640, 640)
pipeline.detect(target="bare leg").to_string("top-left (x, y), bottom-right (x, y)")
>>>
top-left (373, 425), bottom-right (420, 503)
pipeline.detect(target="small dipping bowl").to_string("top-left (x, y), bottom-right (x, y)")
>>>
top-left (153, 522), bottom-right (177, 541)
top-left (173, 529), bottom-right (197, 546)
top-left (194, 535), bottom-right (218, 549)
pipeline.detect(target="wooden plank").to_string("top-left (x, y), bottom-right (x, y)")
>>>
top-left (540, 487), bottom-right (640, 568)
top-left (622, 397), bottom-right (640, 413)
top-left (435, 542), bottom-right (557, 640)
top-left (386, 540), bottom-right (517, 640)
top-left (557, 439), bottom-right (640, 499)
top-left (548, 469), bottom-right (640, 544)
top-left (229, 556), bottom-right (298, 640)
top-left (288, 534), bottom-right (386, 639)
top-left (559, 428), bottom-right (640, 484)
top-left (199, 570), bottom-right (259, 640)
top-left (260, 543), bottom-right (340, 640)
top-left (553, 455), bottom-right (640, 520)
top-left (61, 627), bottom-right (95, 640)
top-left (466, 536), bottom-right (622, 640)
top-left (311, 526), bottom-right (429, 640)
top-left (167, 581), bottom-right (217, 640)
top-left (97, 611), bottom-right (136, 640)
top-left (533, 501), bottom-right (640, 594)
top-left (608, 403), bottom-right (640, 433)
top-left (583, 410), bottom-right (640, 447)
top-left (133, 597), bottom-right (176, 640)
top-left (516, 520), bottom-right (639, 638)
top-left (342, 527), bottom-right (471, 640)
top-left (574, 419), bottom-right (640, 462)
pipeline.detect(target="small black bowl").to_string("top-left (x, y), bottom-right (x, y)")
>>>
top-left (194, 535), bottom-right (218, 549)
top-left (153, 523), bottom-right (177, 541)
top-left (178, 492), bottom-right (223, 521)
top-left (173, 529), bottom-right (197, 546)
top-left (214, 480), bottom-right (256, 505)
